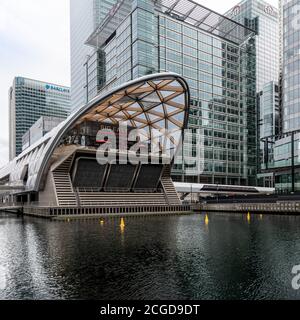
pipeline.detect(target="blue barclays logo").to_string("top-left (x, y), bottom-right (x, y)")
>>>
top-left (45, 84), bottom-right (70, 93)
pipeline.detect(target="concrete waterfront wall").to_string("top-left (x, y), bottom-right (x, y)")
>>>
top-left (23, 205), bottom-right (191, 219)
top-left (196, 202), bottom-right (300, 214)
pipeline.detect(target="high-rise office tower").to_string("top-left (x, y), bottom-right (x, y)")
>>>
top-left (225, 0), bottom-right (279, 92)
top-left (257, 81), bottom-right (280, 186)
top-left (259, 0), bottom-right (300, 192)
top-left (225, 0), bottom-right (280, 187)
top-left (81, 0), bottom-right (257, 185)
top-left (281, 0), bottom-right (300, 132)
top-left (258, 82), bottom-right (280, 139)
top-left (9, 77), bottom-right (70, 159)
top-left (70, 0), bottom-right (118, 111)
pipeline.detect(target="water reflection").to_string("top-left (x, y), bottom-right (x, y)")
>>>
top-left (0, 212), bottom-right (300, 299)
top-left (204, 214), bottom-right (209, 226)
top-left (120, 218), bottom-right (125, 234)
top-left (247, 212), bottom-right (251, 224)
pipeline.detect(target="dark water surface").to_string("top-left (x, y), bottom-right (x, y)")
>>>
top-left (0, 212), bottom-right (300, 300)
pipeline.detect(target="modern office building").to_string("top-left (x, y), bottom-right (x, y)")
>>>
top-left (22, 116), bottom-right (65, 151)
top-left (78, 0), bottom-right (257, 186)
top-left (9, 77), bottom-right (70, 160)
top-left (259, 0), bottom-right (300, 193)
top-left (281, 0), bottom-right (300, 133)
top-left (225, 0), bottom-right (279, 187)
top-left (225, 0), bottom-right (279, 92)
top-left (257, 81), bottom-right (280, 187)
top-left (70, 0), bottom-right (118, 111)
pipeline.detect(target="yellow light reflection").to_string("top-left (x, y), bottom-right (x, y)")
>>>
top-left (120, 217), bottom-right (125, 233)
top-left (247, 212), bottom-right (251, 224)
top-left (259, 214), bottom-right (263, 220)
top-left (204, 214), bottom-right (209, 226)
top-left (100, 219), bottom-right (104, 226)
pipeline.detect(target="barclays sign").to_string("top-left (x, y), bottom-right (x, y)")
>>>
top-left (45, 84), bottom-right (70, 93)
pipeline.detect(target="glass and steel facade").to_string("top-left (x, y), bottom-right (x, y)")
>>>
top-left (70, 0), bottom-right (118, 111)
top-left (22, 116), bottom-right (65, 151)
top-left (282, 0), bottom-right (300, 133)
top-left (83, 0), bottom-right (257, 185)
top-left (260, 132), bottom-right (300, 193)
top-left (259, 0), bottom-right (300, 193)
top-left (225, 0), bottom-right (279, 92)
top-left (258, 82), bottom-right (280, 139)
top-left (257, 81), bottom-right (279, 187)
top-left (9, 77), bottom-right (70, 159)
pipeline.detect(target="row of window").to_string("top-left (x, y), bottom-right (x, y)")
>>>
top-left (159, 16), bottom-right (239, 56)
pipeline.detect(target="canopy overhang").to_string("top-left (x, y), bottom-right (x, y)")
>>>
top-left (0, 73), bottom-right (190, 192)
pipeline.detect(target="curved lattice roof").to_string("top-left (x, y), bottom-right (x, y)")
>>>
top-left (0, 73), bottom-right (190, 192)
top-left (74, 75), bottom-right (189, 147)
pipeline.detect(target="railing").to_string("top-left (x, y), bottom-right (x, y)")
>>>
top-left (78, 200), bottom-right (168, 206)
top-left (0, 202), bottom-right (20, 208)
top-left (76, 187), bottom-right (163, 193)
top-left (200, 201), bottom-right (300, 214)
top-left (20, 200), bottom-right (172, 207)
top-left (24, 201), bottom-right (65, 208)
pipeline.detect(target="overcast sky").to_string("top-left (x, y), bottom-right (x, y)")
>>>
top-left (0, 0), bottom-right (278, 167)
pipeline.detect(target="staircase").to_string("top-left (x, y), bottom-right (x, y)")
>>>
top-left (52, 154), bottom-right (77, 207)
top-left (161, 166), bottom-right (181, 205)
top-left (78, 192), bottom-right (167, 206)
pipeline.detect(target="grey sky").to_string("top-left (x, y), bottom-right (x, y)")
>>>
top-left (0, 0), bottom-right (279, 167)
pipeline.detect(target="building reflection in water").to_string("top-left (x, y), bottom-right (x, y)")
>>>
top-left (1, 214), bottom-right (300, 299)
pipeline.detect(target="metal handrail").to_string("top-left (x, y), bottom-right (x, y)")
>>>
top-left (0, 202), bottom-right (20, 208)
top-left (19, 199), bottom-right (180, 208)
top-left (76, 187), bottom-right (163, 193)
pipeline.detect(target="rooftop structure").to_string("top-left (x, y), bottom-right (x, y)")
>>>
top-left (86, 0), bottom-right (255, 48)
top-left (0, 73), bottom-right (190, 217)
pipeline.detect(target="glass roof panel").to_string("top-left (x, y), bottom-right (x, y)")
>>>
top-left (133, 113), bottom-right (147, 122)
top-left (160, 90), bottom-right (174, 99)
top-left (153, 119), bottom-right (166, 129)
top-left (171, 93), bottom-right (185, 104)
top-left (113, 111), bottom-right (127, 119)
top-left (151, 104), bottom-right (164, 115)
top-left (128, 102), bottom-right (140, 108)
top-left (164, 80), bottom-right (181, 88)
top-left (148, 113), bottom-right (161, 122)
top-left (141, 101), bottom-right (160, 110)
top-left (143, 91), bottom-right (161, 103)
top-left (165, 104), bottom-right (181, 115)
top-left (126, 110), bottom-right (139, 116)
top-left (172, 111), bottom-right (185, 124)
top-left (116, 96), bottom-right (133, 104)
top-left (129, 87), bottom-right (154, 99)
top-left (167, 120), bottom-right (177, 130)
